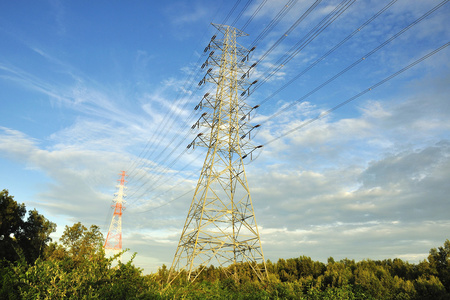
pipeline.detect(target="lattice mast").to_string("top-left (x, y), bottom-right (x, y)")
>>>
top-left (169, 24), bottom-right (266, 282)
top-left (104, 171), bottom-right (127, 261)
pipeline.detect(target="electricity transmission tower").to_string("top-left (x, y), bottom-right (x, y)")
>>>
top-left (169, 24), bottom-right (267, 282)
top-left (104, 171), bottom-right (127, 261)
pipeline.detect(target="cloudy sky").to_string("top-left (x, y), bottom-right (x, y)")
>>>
top-left (1, 0), bottom-right (449, 273)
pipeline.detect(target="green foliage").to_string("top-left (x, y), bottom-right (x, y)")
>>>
top-left (0, 251), bottom-right (153, 299)
top-left (0, 189), bottom-right (56, 264)
top-left (0, 189), bottom-right (26, 262)
top-left (428, 239), bottom-right (450, 292)
top-left (2, 236), bottom-right (450, 300)
top-left (59, 222), bottom-right (103, 262)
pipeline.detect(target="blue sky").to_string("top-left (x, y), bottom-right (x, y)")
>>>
top-left (1, 0), bottom-right (449, 273)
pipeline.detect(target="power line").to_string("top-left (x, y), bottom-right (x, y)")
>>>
top-left (249, 0), bottom-right (300, 49)
top-left (231, 0), bottom-right (254, 27)
top-left (250, 0), bottom-right (355, 94)
top-left (241, 0), bottom-right (267, 31)
top-left (259, 0), bottom-right (448, 126)
top-left (133, 187), bottom-right (195, 214)
top-left (258, 0), bottom-right (399, 108)
top-left (265, 42), bottom-right (449, 145)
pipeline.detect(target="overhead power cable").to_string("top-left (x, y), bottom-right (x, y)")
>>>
top-left (259, 0), bottom-right (448, 126)
top-left (127, 144), bottom-right (205, 205)
top-left (231, 0), bottom-right (254, 27)
top-left (133, 187), bottom-right (196, 214)
top-left (127, 146), bottom-right (189, 201)
top-left (222, 0), bottom-right (243, 25)
top-left (249, 0), bottom-right (299, 49)
top-left (128, 162), bottom-right (203, 211)
top-left (250, 0), bottom-right (355, 93)
top-left (253, 0), bottom-right (328, 64)
top-left (265, 42), bottom-right (449, 145)
top-left (241, 0), bottom-right (267, 31)
top-left (258, 0), bottom-right (398, 107)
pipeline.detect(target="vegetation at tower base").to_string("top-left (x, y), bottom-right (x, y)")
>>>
top-left (1, 190), bottom-right (450, 299)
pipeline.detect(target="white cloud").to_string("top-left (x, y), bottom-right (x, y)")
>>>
top-left (0, 127), bottom-right (126, 221)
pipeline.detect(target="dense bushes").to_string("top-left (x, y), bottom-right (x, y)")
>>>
top-left (3, 240), bottom-right (438, 300)
top-left (1, 237), bottom-right (449, 300)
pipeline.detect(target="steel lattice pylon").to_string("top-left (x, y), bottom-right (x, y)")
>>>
top-left (169, 24), bottom-right (267, 282)
top-left (104, 171), bottom-right (127, 261)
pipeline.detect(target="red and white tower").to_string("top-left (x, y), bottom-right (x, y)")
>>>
top-left (104, 171), bottom-right (127, 261)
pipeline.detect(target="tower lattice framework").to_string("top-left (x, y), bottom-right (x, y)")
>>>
top-left (104, 171), bottom-right (127, 261)
top-left (169, 24), bottom-right (267, 282)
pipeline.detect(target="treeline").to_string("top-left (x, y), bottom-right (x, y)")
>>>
top-left (155, 245), bottom-right (450, 299)
top-left (1, 189), bottom-right (449, 299)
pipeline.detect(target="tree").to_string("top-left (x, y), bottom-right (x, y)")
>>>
top-left (323, 259), bottom-right (352, 288)
top-left (428, 239), bottom-right (450, 293)
top-left (0, 189), bottom-right (55, 263)
top-left (0, 189), bottom-right (26, 262)
top-left (59, 222), bottom-right (104, 261)
top-left (18, 209), bottom-right (56, 263)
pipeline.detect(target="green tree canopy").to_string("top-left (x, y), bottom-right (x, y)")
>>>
top-left (0, 189), bottom-right (56, 263)
top-left (428, 239), bottom-right (450, 293)
top-left (59, 222), bottom-right (104, 261)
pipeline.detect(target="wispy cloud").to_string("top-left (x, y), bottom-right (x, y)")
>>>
top-left (48, 0), bottom-right (67, 36)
